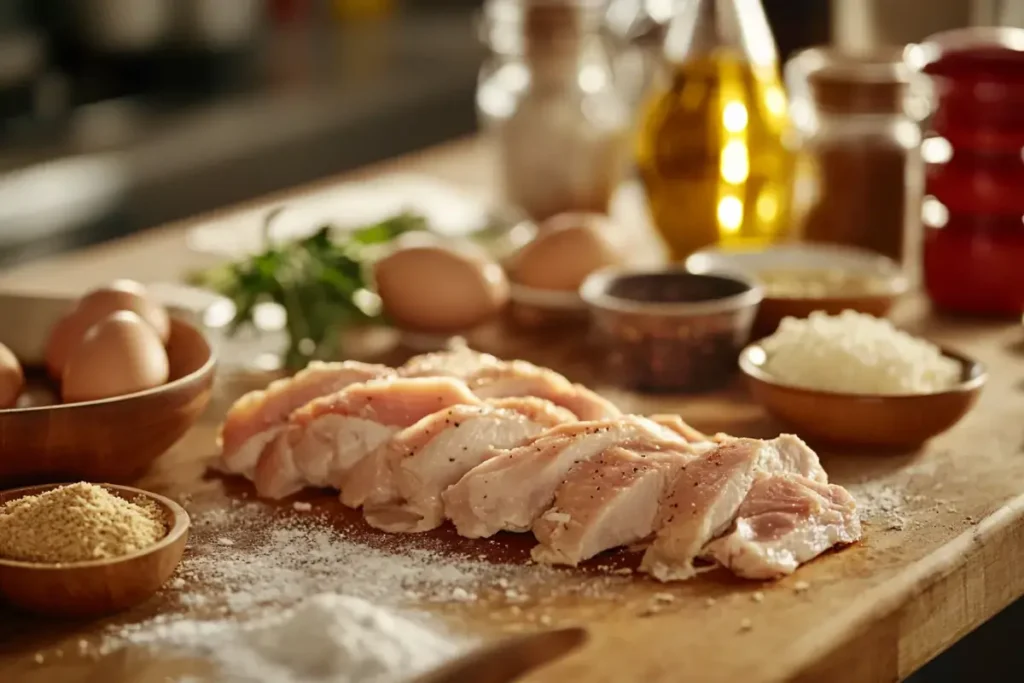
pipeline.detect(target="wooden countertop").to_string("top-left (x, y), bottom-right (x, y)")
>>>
top-left (1, 137), bottom-right (1023, 683)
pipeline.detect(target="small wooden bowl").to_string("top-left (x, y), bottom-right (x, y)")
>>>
top-left (0, 483), bottom-right (189, 617)
top-left (739, 343), bottom-right (987, 449)
top-left (0, 293), bottom-right (216, 488)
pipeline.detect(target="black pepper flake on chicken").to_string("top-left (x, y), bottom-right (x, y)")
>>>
top-left (217, 344), bottom-right (861, 582)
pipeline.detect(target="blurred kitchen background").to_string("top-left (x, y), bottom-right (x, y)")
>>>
top-left (0, 0), bottom-right (1020, 268)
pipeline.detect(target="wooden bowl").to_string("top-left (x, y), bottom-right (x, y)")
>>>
top-left (0, 483), bottom-right (189, 617)
top-left (739, 343), bottom-right (986, 449)
top-left (0, 293), bottom-right (216, 487)
top-left (686, 244), bottom-right (908, 339)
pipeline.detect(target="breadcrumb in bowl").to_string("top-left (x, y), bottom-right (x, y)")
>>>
top-left (0, 483), bottom-right (189, 617)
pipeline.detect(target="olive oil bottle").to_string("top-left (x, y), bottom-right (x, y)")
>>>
top-left (635, 0), bottom-right (795, 260)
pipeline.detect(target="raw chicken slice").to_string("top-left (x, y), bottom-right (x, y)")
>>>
top-left (252, 377), bottom-right (481, 499)
top-left (443, 416), bottom-right (701, 539)
top-left (647, 414), bottom-right (712, 443)
top-left (639, 435), bottom-right (828, 582)
top-left (217, 361), bottom-right (392, 477)
top-left (704, 473), bottom-right (861, 579)
top-left (531, 446), bottom-right (694, 566)
top-left (465, 361), bottom-right (621, 421)
top-left (398, 342), bottom-right (619, 420)
top-left (396, 342), bottom-right (502, 379)
top-left (349, 397), bottom-right (576, 531)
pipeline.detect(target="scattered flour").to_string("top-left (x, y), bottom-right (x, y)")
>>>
top-left (99, 499), bottom-right (625, 680)
top-left (121, 593), bottom-right (460, 683)
top-left (851, 483), bottom-right (909, 530)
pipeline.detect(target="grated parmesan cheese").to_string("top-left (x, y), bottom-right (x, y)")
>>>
top-left (760, 310), bottom-right (961, 395)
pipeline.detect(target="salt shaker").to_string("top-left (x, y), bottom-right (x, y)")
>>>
top-left (476, 0), bottom-right (632, 222)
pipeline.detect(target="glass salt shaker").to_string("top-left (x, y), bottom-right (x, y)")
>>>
top-left (477, 0), bottom-right (632, 222)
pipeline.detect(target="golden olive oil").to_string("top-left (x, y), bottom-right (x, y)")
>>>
top-left (635, 3), bottom-right (795, 261)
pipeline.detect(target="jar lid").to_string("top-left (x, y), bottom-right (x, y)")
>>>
top-left (798, 48), bottom-right (912, 114)
top-left (480, 0), bottom-right (606, 56)
top-left (908, 27), bottom-right (1024, 83)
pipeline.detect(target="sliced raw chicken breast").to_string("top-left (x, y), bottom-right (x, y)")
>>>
top-left (349, 397), bottom-right (576, 531)
top-left (532, 446), bottom-right (694, 566)
top-left (252, 377), bottom-right (481, 499)
top-left (217, 361), bottom-right (392, 477)
top-left (639, 435), bottom-right (828, 582)
top-left (399, 344), bottom-right (619, 421)
top-left (443, 416), bottom-right (702, 539)
top-left (465, 361), bottom-right (621, 420)
top-left (396, 343), bottom-right (502, 379)
top-left (704, 473), bottom-right (861, 579)
top-left (647, 414), bottom-right (713, 444)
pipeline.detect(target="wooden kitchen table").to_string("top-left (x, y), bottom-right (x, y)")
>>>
top-left (1, 138), bottom-right (1023, 683)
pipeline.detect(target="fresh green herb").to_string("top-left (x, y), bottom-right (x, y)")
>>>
top-left (189, 210), bottom-right (427, 370)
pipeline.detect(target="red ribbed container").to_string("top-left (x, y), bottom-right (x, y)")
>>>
top-left (913, 28), bottom-right (1024, 316)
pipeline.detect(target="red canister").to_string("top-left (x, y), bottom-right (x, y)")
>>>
top-left (912, 28), bottom-right (1024, 316)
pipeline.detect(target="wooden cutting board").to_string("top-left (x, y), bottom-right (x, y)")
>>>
top-left (0, 138), bottom-right (1022, 682)
top-left (0, 296), bottom-right (1022, 683)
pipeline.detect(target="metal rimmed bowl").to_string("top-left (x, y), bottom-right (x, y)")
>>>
top-left (0, 483), bottom-right (190, 617)
top-left (739, 342), bottom-right (987, 449)
top-left (580, 267), bottom-right (763, 393)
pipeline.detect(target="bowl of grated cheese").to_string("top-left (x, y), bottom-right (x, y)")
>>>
top-left (739, 310), bottom-right (986, 449)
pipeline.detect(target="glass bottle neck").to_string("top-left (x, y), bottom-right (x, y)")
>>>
top-left (663, 0), bottom-right (778, 67)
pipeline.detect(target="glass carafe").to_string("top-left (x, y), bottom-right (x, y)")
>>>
top-left (635, 0), bottom-right (795, 261)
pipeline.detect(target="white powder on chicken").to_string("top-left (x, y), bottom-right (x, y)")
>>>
top-left (760, 310), bottom-right (961, 395)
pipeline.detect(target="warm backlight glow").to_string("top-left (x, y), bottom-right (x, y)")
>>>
top-left (720, 141), bottom-right (750, 184)
top-left (717, 196), bottom-right (744, 233)
top-left (722, 101), bottom-right (748, 133)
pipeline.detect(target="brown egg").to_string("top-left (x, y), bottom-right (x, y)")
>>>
top-left (61, 311), bottom-right (170, 404)
top-left (77, 280), bottom-right (171, 342)
top-left (43, 280), bottom-right (171, 380)
top-left (509, 213), bottom-right (622, 291)
top-left (44, 311), bottom-right (94, 381)
top-left (374, 240), bottom-right (510, 334)
top-left (0, 342), bottom-right (24, 409)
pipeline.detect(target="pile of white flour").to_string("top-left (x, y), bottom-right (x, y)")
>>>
top-left (145, 593), bottom-right (459, 683)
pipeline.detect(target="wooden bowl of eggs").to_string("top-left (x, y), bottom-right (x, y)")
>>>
top-left (0, 281), bottom-right (216, 487)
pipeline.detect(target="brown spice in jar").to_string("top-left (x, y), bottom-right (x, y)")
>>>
top-left (0, 482), bottom-right (167, 563)
top-left (793, 50), bottom-right (920, 265)
top-left (799, 138), bottom-right (912, 263)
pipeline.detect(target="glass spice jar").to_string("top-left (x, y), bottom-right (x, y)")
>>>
top-left (786, 48), bottom-right (923, 270)
top-left (476, 0), bottom-right (632, 222)
top-left (910, 28), bottom-right (1024, 317)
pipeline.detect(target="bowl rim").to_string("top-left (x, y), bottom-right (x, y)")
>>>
top-left (508, 281), bottom-right (586, 311)
top-left (0, 316), bottom-right (216, 415)
top-left (0, 483), bottom-right (190, 570)
top-left (684, 244), bottom-right (910, 302)
top-left (579, 265), bottom-right (764, 317)
top-left (738, 341), bottom-right (988, 399)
